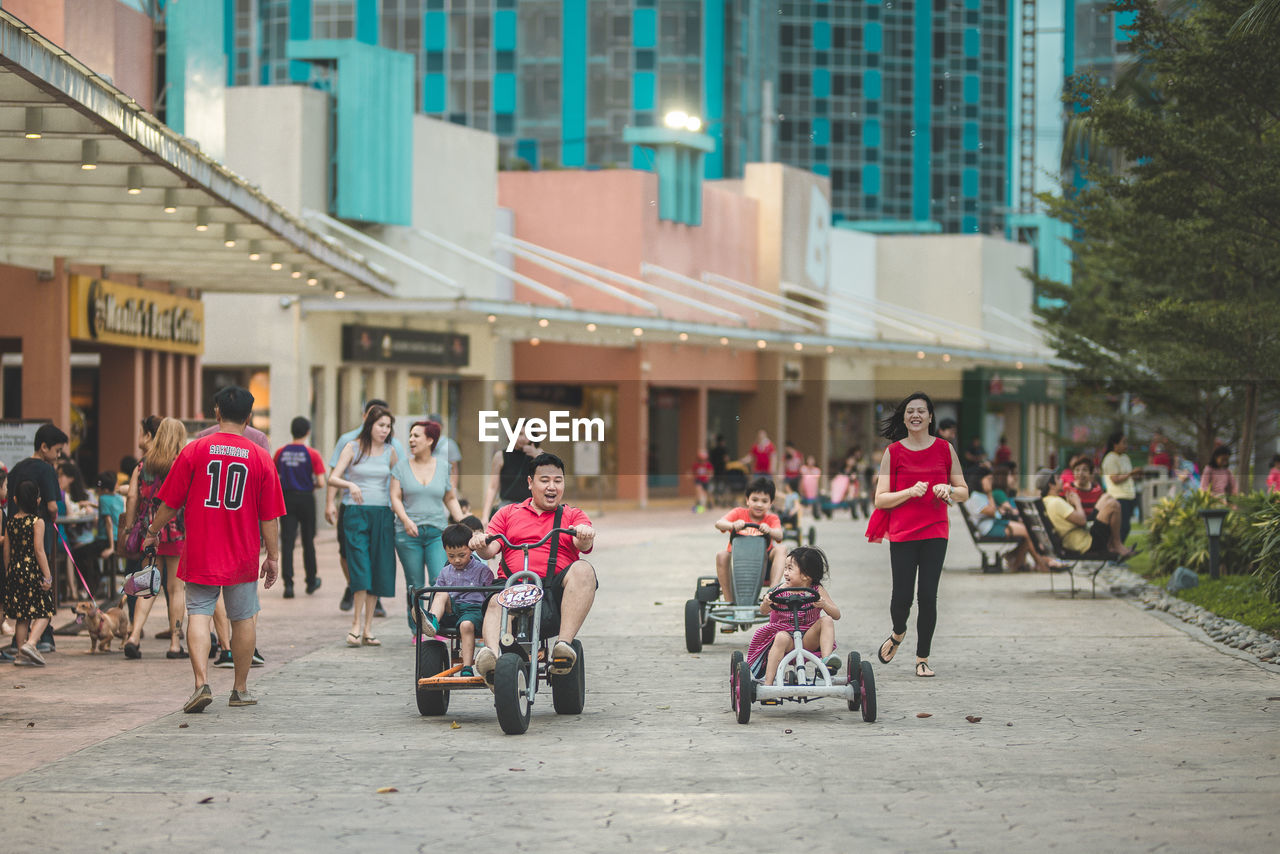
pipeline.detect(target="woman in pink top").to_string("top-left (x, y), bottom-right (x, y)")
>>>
top-left (872, 393), bottom-right (968, 678)
top-left (1267, 455), bottom-right (1280, 493)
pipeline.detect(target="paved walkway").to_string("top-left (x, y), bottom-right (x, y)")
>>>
top-left (0, 507), bottom-right (1276, 852)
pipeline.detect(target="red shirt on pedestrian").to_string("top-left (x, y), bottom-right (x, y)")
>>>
top-left (488, 498), bottom-right (592, 579)
top-left (885, 438), bottom-right (953, 542)
top-left (751, 441), bottom-right (776, 475)
top-left (158, 432), bottom-right (286, 586)
top-left (693, 459), bottom-right (713, 484)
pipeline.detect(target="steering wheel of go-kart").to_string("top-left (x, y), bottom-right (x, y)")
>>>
top-left (768, 586), bottom-right (820, 611)
top-left (730, 521), bottom-right (763, 539)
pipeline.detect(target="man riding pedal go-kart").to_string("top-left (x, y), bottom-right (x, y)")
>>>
top-left (470, 452), bottom-right (598, 688)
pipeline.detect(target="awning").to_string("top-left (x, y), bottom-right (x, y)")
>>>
top-left (0, 10), bottom-right (393, 296)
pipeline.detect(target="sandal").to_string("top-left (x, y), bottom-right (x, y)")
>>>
top-left (361, 635), bottom-right (381, 647)
top-left (877, 634), bottom-right (902, 664)
top-left (915, 661), bottom-right (935, 678)
top-left (345, 631), bottom-right (361, 647)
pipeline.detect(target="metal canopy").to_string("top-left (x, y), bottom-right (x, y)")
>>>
top-left (0, 10), bottom-right (393, 297)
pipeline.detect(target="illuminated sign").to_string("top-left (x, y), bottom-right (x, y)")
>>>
top-left (68, 276), bottom-right (204, 355)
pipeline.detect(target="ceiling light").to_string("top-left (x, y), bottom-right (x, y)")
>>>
top-left (1015, 361), bottom-right (1024, 370)
top-left (633, 327), bottom-right (644, 336)
top-left (793, 342), bottom-right (803, 351)
top-left (223, 223), bottom-right (237, 247)
top-left (126, 165), bottom-right (142, 194)
top-left (530, 337), bottom-right (541, 346)
top-left (664, 110), bottom-right (689, 130)
top-left (720, 337), bottom-right (729, 345)
top-left (247, 240), bottom-right (262, 261)
top-left (24, 107), bottom-right (42, 139)
top-left (487, 314), bottom-right (496, 323)
top-left (538, 318), bottom-right (549, 328)
top-left (334, 289), bottom-right (346, 300)
top-left (269, 255), bottom-right (283, 271)
top-left (290, 266), bottom-right (302, 279)
top-left (942, 353), bottom-right (951, 363)
top-left (194, 207), bottom-right (209, 231)
top-left (757, 340), bottom-right (767, 349)
top-left (916, 351), bottom-right (926, 359)
top-left (586, 323), bottom-right (597, 332)
top-left (685, 116), bottom-right (702, 132)
top-left (306, 275), bottom-right (319, 286)
top-left (826, 345), bottom-right (834, 353)
top-left (679, 332), bottom-right (689, 341)
top-left (80, 139), bottom-right (98, 170)
top-left (162, 188), bottom-right (178, 213)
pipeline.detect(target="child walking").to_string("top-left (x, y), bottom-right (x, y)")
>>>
top-left (4, 482), bottom-right (55, 666)
top-left (747, 546), bottom-right (841, 685)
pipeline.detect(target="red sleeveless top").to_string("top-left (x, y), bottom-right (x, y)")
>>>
top-left (886, 438), bottom-right (954, 542)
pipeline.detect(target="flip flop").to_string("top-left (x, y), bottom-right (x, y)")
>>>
top-left (345, 631), bottom-right (361, 647)
top-left (361, 635), bottom-right (382, 647)
top-left (916, 661), bottom-right (935, 677)
top-left (877, 635), bottom-right (902, 664)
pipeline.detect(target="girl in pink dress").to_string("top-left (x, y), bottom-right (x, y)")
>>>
top-left (747, 547), bottom-right (841, 684)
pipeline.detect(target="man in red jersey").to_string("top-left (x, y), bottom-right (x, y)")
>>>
top-left (144, 386), bottom-right (285, 713)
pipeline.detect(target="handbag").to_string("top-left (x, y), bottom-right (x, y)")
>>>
top-left (121, 502), bottom-right (151, 560)
top-left (122, 551), bottom-right (162, 598)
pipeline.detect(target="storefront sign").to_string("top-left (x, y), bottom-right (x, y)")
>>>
top-left (342, 324), bottom-right (469, 367)
top-left (68, 276), bottom-right (203, 355)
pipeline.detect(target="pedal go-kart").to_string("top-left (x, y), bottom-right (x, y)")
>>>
top-left (779, 513), bottom-right (816, 549)
top-left (685, 523), bottom-right (772, 653)
top-left (411, 526), bottom-right (585, 735)
top-left (729, 587), bottom-right (876, 724)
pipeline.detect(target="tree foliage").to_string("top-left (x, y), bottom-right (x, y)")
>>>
top-left (1035, 0), bottom-right (1280, 477)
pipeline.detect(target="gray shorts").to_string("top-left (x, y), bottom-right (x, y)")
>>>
top-left (186, 581), bottom-right (261, 622)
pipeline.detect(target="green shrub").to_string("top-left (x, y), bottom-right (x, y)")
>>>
top-left (1144, 490), bottom-right (1280, 581)
top-left (1240, 492), bottom-right (1280, 605)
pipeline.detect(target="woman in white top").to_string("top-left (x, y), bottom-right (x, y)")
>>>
top-left (1099, 431), bottom-right (1138, 545)
top-left (328, 405), bottom-right (398, 647)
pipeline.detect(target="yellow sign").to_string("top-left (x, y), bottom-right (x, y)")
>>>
top-left (68, 276), bottom-right (203, 355)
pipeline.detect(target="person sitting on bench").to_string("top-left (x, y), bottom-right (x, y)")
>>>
top-left (1035, 469), bottom-right (1137, 561)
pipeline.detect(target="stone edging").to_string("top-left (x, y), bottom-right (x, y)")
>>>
top-left (1095, 564), bottom-right (1280, 663)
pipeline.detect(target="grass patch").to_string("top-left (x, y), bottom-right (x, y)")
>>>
top-left (1176, 576), bottom-right (1280, 637)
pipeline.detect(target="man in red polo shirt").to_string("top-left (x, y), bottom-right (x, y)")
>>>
top-left (469, 452), bottom-right (596, 686)
top-left (145, 386), bottom-right (285, 714)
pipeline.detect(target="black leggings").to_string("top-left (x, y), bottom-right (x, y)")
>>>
top-left (889, 538), bottom-right (948, 659)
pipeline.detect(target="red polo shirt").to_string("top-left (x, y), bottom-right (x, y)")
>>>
top-left (488, 498), bottom-right (592, 578)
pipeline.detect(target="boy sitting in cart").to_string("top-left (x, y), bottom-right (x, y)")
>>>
top-left (713, 477), bottom-right (786, 604)
top-left (423, 523), bottom-right (496, 677)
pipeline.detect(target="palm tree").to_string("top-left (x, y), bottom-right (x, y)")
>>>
top-left (1231, 0), bottom-right (1280, 34)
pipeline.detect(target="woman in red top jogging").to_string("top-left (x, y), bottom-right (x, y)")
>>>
top-left (872, 392), bottom-right (968, 678)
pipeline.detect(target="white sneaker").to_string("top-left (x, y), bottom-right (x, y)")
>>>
top-left (19, 643), bottom-right (45, 666)
top-left (474, 646), bottom-right (497, 691)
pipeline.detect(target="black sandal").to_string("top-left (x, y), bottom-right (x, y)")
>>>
top-left (877, 635), bottom-right (902, 664)
top-left (915, 661), bottom-right (935, 677)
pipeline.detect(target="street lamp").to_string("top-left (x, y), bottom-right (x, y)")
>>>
top-left (1199, 508), bottom-right (1229, 580)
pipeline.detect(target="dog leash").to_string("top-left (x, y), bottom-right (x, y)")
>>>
top-left (53, 522), bottom-right (99, 602)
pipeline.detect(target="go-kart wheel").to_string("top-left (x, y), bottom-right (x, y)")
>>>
top-left (415, 639), bottom-right (450, 716)
top-left (494, 652), bottom-right (532, 735)
top-left (701, 607), bottom-right (716, 646)
top-left (684, 599), bottom-right (704, 653)
top-left (733, 659), bottom-right (753, 724)
top-left (550, 639), bottom-right (585, 715)
top-left (846, 651), bottom-right (862, 711)
top-left (859, 660), bottom-right (877, 723)
top-left (729, 650), bottom-right (744, 706)
top-left (807, 526), bottom-right (816, 546)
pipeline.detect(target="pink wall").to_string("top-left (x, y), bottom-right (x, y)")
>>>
top-left (498, 170), bottom-right (763, 326)
top-left (6, 0), bottom-right (155, 111)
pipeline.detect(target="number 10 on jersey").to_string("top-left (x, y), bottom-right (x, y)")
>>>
top-left (205, 460), bottom-right (248, 510)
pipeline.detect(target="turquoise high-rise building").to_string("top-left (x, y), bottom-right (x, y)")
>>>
top-left (214, 0), bottom-right (1127, 235)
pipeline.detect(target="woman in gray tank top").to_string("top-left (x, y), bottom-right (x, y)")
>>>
top-left (328, 405), bottom-right (398, 647)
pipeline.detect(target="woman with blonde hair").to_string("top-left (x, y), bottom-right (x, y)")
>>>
top-left (119, 417), bottom-right (188, 659)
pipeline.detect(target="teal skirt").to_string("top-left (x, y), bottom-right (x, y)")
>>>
top-left (342, 505), bottom-right (396, 597)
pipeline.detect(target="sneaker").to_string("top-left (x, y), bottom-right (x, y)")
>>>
top-left (373, 599), bottom-right (387, 618)
top-left (228, 689), bottom-right (257, 707)
top-left (283, 585), bottom-right (295, 599)
top-left (424, 614), bottom-right (439, 636)
top-left (35, 641), bottom-right (54, 654)
top-left (208, 643), bottom-right (220, 661)
top-left (823, 653), bottom-right (841, 674)
top-left (549, 640), bottom-right (578, 675)
top-left (213, 649), bottom-right (234, 669)
top-left (339, 587), bottom-right (354, 612)
top-left (474, 646), bottom-right (498, 691)
top-left (306, 578), bottom-right (322, 595)
top-left (251, 649), bottom-right (265, 667)
top-left (19, 643), bottom-right (46, 666)
top-left (0, 649), bottom-right (13, 662)
top-left (460, 666), bottom-right (474, 678)
top-left (183, 683), bottom-right (213, 714)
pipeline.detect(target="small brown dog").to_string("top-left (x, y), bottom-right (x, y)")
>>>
top-left (74, 598), bottom-right (131, 653)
